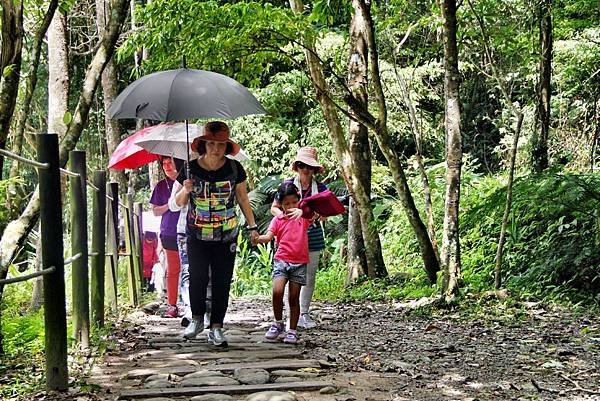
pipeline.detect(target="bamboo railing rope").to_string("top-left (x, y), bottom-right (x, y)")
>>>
top-left (0, 266), bottom-right (56, 285)
top-left (0, 147), bottom-right (49, 169)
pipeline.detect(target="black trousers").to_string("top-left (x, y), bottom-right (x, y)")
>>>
top-left (187, 235), bottom-right (236, 325)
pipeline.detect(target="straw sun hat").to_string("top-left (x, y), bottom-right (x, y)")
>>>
top-left (291, 146), bottom-right (324, 174)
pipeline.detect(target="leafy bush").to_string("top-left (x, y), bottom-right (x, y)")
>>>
top-left (461, 172), bottom-right (600, 304)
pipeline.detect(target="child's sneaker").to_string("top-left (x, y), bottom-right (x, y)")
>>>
top-left (265, 323), bottom-right (284, 341)
top-left (163, 305), bottom-right (178, 318)
top-left (283, 330), bottom-right (299, 344)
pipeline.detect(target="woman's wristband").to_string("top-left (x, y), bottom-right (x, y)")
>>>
top-left (246, 225), bottom-right (258, 232)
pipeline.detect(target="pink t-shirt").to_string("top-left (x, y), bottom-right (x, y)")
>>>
top-left (267, 215), bottom-right (312, 264)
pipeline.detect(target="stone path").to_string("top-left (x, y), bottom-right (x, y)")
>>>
top-left (89, 299), bottom-right (337, 401)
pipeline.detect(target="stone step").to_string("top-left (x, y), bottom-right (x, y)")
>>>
top-left (131, 348), bottom-right (303, 361)
top-left (118, 380), bottom-right (331, 399)
top-left (126, 359), bottom-right (322, 380)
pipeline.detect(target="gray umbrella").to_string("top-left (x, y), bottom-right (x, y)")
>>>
top-left (107, 68), bottom-right (266, 121)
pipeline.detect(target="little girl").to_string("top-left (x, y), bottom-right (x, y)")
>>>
top-left (252, 182), bottom-right (316, 344)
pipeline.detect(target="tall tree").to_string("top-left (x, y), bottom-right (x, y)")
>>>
top-left (0, 0), bottom-right (24, 176)
top-left (0, 0), bottom-right (131, 300)
top-left (346, 0), bottom-right (371, 282)
top-left (96, 0), bottom-right (127, 190)
top-left (440, 0), bottom-right (462, 299)
top-left (346, 0), bottom-right (440, 282)
top-left (290, 0), bottom-right (387, 279)
top-left (532, 0), bottom-right (552, 172)
top-left (47, 11), bottom-right (69, 137)
top-left (7, 0), bottom-right (60, 214)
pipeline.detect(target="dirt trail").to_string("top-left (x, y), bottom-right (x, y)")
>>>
top-left (83, 296), bottom-right (599, 401)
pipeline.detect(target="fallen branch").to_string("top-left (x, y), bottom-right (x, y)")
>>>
top-left (560, 373), bottom-right (600, 396)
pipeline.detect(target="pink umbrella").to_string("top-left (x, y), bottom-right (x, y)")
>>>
top-left (108, 124), bottom-right (170, 169)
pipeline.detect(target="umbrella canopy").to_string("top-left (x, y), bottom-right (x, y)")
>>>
top-left (107, 68), bottom-right (267, 121)
top-left (108, 125), bottom-right (160, 170)
top-left (134, 122), bottom-right (250, 162)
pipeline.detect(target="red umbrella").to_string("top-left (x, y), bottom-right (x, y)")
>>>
top-left (108, 125), bottom-right (163, 170)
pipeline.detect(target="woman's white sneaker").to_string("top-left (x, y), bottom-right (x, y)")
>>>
top-left (298, 313), bottom-right (317, 329)
top-left (182, 318), bottom-right (203, 339)
top-left (208, 327), bottom-right (228, 347)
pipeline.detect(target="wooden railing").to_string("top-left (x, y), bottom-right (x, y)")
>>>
top-left (0, 134), bottom-right (145, 391)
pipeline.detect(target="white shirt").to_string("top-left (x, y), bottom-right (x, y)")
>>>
top-left (168, 180), bottom-right (189, 235)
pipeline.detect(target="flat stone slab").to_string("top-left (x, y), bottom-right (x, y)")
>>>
top-left (127, 359), bottom-right (321, 380)
top-left (118, 381), bottom-right (332, 399)
top-left (234, 368), bottom-right (270, 385)
top-left (270, 370), bottom-right (319, 378)
top-left (184, 370), bottom-right (226, 379)
top-left (191, 395), bottom-right (235, 401)
top-left (143, 380), bottom-right (173, 389)
top-left (141, 398), bottom-right (174, 401)
top-left (144, 374), bottom-right (171, 382)
top-left (272, 377), bottom-right (299, 384)
top-left (245, 391), bottom-right (297, 401)
top-left (181, 376), bottom-right (240, 387)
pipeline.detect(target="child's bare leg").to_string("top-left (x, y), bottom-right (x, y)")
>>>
top-left (272, 277), bottom-right (287, 321)
top-left (287, 282), bottom-right (302, 330)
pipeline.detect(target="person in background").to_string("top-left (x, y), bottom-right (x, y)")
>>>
top-left (169, 179), bottom-right (211, 329)
top-left (175, 121), bottom-right (259, 346)
top-left (142, 231), bottom-right (159, 292)
top-left (270, 147), bottom-right (327, 329)
top-left (254, 183), bottom-right (316, 344)
top-left (150, 156), bottom-right (184, 318)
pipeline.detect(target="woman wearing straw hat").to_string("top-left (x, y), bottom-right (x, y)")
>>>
top-left (175, 121), bottom-right (259, 346)
top-left (270, 146), bottom-right (328, 329)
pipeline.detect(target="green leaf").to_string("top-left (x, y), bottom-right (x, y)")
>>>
top-left (3, 64), bottom-right (16, 77)
top-left (63, 111), bottom-right (73, 125)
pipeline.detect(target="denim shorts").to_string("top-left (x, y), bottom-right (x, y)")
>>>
top-left (272, 259), bottom-right (307, 285)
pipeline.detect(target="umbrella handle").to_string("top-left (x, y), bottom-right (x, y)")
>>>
top-left (185, 119), bottom-right (191, 179)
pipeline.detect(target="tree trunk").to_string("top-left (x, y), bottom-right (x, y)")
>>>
top-left (533, 0), bottom-right (552, 172)
top-left (440, 0), bottom-right (462, 300)
top-left (495, 112), bottom-right (524, 289)
top-left (0, 0), bottom-right (131, 297)
top-left (397, 74), bottom-right (439, 262)
top-left (0, 0), bottom-right (24, 176)
top-left (8, 0), bottom-right (59, 187)
top-left (352, 0), bottom-right (440, 282)
top-left (346, 2), bottom-right (371, 283)
top-left (29, 227), bottom-right (44, 313)
top-left (290, 0), bottom-right (387, 279)
top-left (97, 0), bottom-right (127, 191)
top-left (47, 12), bottom-right (70, 137)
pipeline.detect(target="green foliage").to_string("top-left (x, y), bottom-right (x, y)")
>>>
top-left (461, 172), bottom-right (600, 304)
top-left (119, 0), bottom-right (312, 86)
top-left (232, 239), bottom-right (273, 296)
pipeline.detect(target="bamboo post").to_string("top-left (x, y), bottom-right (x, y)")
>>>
top-left (122, 194), bottom-right (138, 305)
top-left (129, 196), bottom-right (142, 300)
top-left (133, 202), bottom-right (144, 291)
top-left (69, 150), bottom-right (89, 348)
top-left (105, 182), bottom-right (119, 311)
top-left (90, 171), bottom-right (106, 327)
top-left (37, 133), bottom-right (68, 391)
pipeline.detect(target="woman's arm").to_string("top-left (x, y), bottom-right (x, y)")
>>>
top-left (175, 179), bottom-right (193, 207)
top-left (152, 204), bottom-right (169, 216)
top-left (235, 181), bottom-right (259, 242)
top-left (270, 200), bottom-right (284, 217)
top-left (168, 180), bottom-right (183, 212)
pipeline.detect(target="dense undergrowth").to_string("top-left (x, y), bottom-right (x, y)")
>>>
top-left (234, 167), bottom-right (600, 308)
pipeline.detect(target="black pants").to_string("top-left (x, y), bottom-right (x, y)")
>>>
top-left (187, 235), bottom-right (236, 326)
